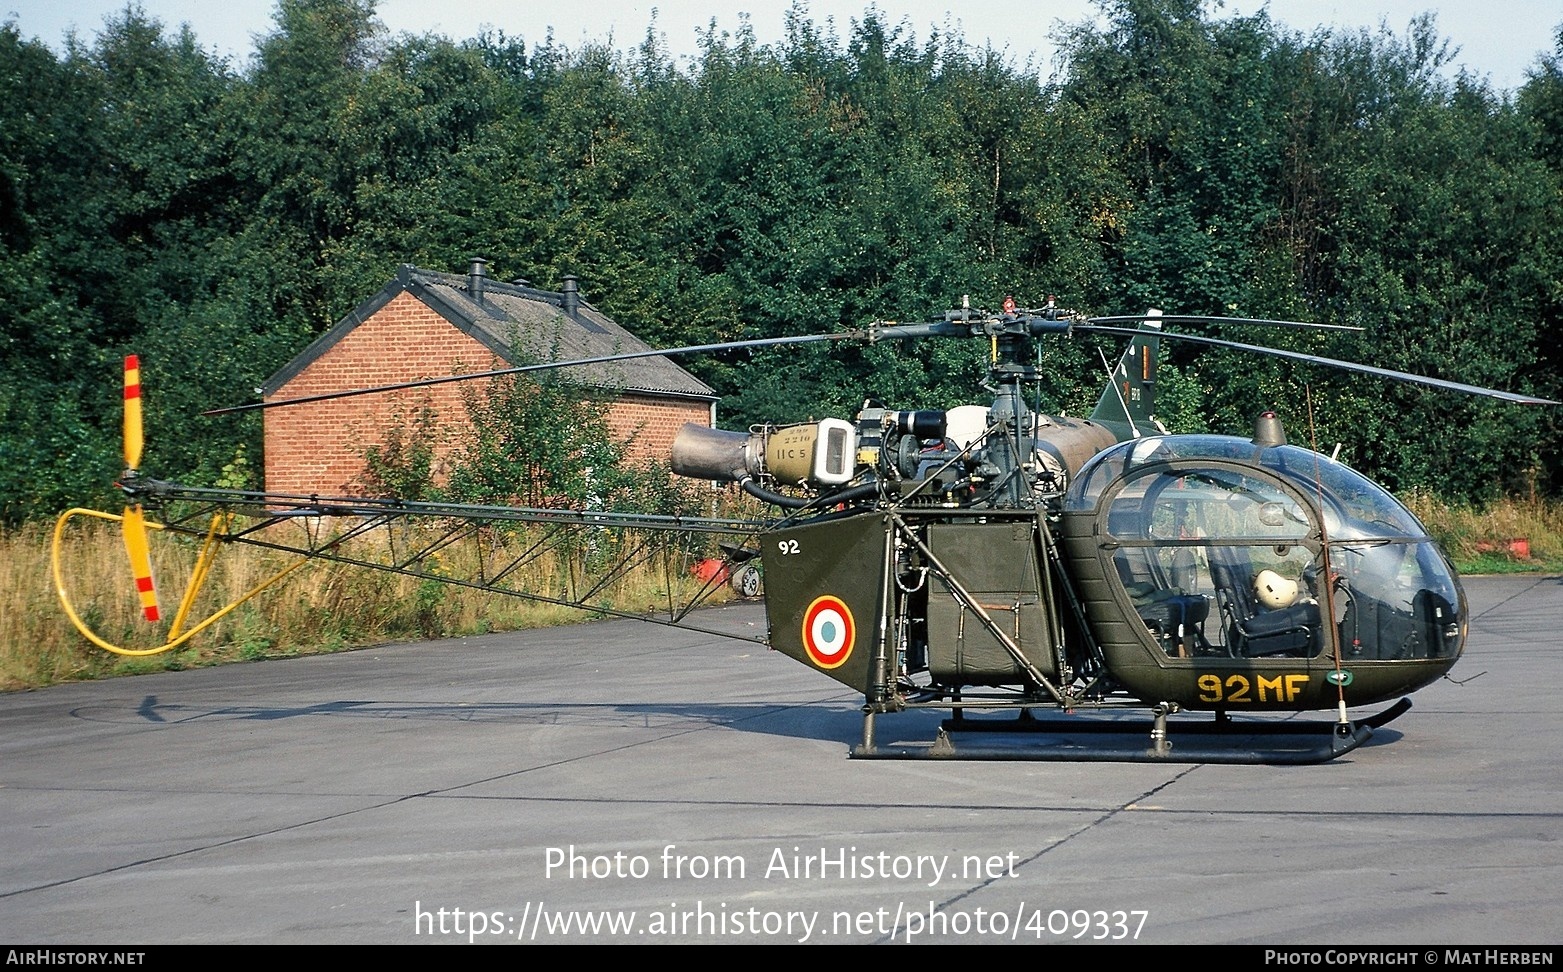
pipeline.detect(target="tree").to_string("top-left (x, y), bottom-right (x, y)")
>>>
top-left (445, 368), bottom-right (625, 509)
top-left (0, 12), bottom-right (250, 517)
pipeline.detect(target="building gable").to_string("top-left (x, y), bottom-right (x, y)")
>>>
top-left (262, 264), bottom-right (714, 496)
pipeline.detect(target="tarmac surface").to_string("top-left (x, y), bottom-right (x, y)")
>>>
top-left (2, 574), bottom-right (1560, 945)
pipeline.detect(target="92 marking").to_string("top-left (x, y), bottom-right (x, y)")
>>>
top-left (777, 539), bottom-right (800, 555)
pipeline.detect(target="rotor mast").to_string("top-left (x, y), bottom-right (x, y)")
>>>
top-left (871, 299), bottom-right (1075, 508)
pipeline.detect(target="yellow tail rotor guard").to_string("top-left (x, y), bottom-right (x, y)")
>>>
top-left (52, 507), bottom-right (309, 657)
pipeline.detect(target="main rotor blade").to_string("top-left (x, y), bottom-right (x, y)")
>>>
top-left (1085, 314), bottom-right (1363, 332)
top-left (206, 311), bottom-right (1547, 416)
top-left (204, 331), bottom-right (863, 416)
top-left (1076, 324), bottom-right (1558, 405)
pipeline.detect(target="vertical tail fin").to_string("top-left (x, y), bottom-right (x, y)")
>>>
top-left (1090, 311), bottom-right (1162, 440)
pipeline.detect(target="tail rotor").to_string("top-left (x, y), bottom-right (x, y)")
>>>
top-left (120, 355), bottom-right (160, 623)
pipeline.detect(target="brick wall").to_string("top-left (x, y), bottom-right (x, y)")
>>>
top-left (263, 290), bottom-right (711, 496)
top-left (607, 394), bottom-right (712, 465)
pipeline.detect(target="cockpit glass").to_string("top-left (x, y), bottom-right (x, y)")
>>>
top-left (1068, 437), bottom-right (1433, 542)
top-left (1328, 539), bottom-right (1463, 659)
top-left (1105, 469), bottom-right (1310, 543)
top-left (1079, 449), bottom-right (1464, 664)
top-left (1102, 466), bottom-right (1323, 659)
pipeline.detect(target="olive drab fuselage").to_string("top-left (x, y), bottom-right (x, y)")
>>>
top-left (760, 433), bottom-right (1464, 717)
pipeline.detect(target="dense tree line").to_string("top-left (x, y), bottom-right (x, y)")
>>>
top-left (2, 0), bottom-right (1559, 519)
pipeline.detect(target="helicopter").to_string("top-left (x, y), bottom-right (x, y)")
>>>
top-left (53, 298), bottom-right (1556, 764)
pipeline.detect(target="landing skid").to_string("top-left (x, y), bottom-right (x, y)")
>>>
top-left (849, 698), bottom-right (1412, 764)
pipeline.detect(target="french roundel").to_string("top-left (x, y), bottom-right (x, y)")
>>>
top-left (802, 595), bottom-right (855, 669)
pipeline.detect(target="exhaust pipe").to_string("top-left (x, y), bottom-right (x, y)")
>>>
top-left (671, 424), bottom-right (759, 482)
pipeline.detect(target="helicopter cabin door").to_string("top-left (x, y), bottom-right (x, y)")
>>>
top-left (1063, 457), bottom-right (1333, 709)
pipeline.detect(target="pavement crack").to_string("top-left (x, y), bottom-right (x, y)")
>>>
top-left (0, 794), bottom-right (420, 901)
top-left (869, 765), bottom-right (1204, 943)
top-left (1469, 574), bottom-right (1555, 622)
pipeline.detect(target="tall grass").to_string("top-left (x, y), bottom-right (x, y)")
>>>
top-left (7, 514), bottom-right (731, 691)
top-left (1403, 492), bottom-right (1563, 572)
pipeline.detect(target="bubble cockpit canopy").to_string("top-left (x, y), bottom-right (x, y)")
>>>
top-left (1063, 436), bottom-right (1464, 664)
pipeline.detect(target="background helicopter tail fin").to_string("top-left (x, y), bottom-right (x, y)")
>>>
top-left (1090, 311), bottom-right (1162, 440)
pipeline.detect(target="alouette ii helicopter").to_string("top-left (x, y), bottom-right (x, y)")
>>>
top-left (54, 296), bottom-right (1555, 764)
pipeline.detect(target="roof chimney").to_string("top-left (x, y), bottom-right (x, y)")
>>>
top-left (561, 274), bottom-right (580, 318)
top-left (468, 257), bottom-right (488, 302)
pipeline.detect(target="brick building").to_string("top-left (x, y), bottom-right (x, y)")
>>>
top-left (261, 262), bottom-right (716, 496)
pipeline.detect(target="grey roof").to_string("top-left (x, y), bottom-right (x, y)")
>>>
top-left (262, 265), bottom-right (715, 400)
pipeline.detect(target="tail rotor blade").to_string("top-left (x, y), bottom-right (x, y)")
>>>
top-left (122, 504), bottom-right (161, 623)
top-left (123, 354), bottom-right (144, 470)
top-left (120, 355), bottom-right (159, 622)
